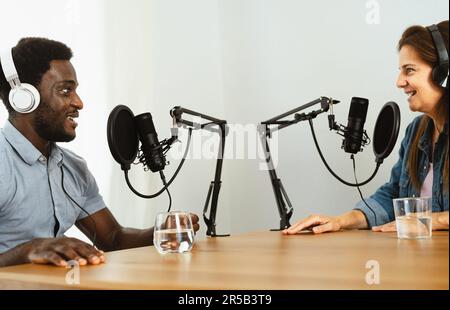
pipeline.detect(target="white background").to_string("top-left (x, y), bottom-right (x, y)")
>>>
top-left (0, 0), bottom-right (448, 241)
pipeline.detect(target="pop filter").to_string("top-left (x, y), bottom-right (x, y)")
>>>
top-left (372, 101), bottom-right (401, 163)
top-left (107, 105), bottom-right (139, 170)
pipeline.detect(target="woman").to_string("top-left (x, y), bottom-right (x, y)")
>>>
top-left (284, 21), bottom-right (449, 235)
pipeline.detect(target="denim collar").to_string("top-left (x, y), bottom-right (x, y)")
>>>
top-left (418, 116), bottom-right (448, 149)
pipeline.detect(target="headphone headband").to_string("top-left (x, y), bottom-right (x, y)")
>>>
top-left (427, 25), bottom-right (449, 65)
top-left (0, 49), bottom-right (21, 88)
top-left (427, 24), bottom-right (449, 89)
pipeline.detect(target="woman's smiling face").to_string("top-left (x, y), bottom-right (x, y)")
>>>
top-left (396, 44), bottom-right (445, 115)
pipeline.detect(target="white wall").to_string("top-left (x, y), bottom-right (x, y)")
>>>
top-left (0, 0), bottom-right (109, 242)
top-left (1, 0), bottom-right (448, 239)
top-left (219, 0), bottom-right (449, 233)
top-left (103, 0), bottom-right (227, 240)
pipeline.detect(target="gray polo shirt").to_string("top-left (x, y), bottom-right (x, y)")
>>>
top-left (0, 120), bottom-right (106, 254)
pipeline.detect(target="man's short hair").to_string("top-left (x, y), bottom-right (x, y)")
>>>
top-left (0, 37), bottom-right (73, 116)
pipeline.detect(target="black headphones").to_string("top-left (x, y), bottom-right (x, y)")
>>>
top-left (427, 24), bottom-right (449, 89)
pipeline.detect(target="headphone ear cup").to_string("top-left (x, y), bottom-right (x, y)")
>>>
top-left (432, 65), bottom-right (449, 88)
top-left (432, 65), bottom-right (444, 85)
top-left (9, 83), bottom-right (40, 113)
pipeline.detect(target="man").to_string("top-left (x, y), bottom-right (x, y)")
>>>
top-left (0, 37), bottom-right (199, 267)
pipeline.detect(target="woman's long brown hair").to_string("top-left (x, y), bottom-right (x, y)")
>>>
top-left (398, 20), bottom-right (449, 192)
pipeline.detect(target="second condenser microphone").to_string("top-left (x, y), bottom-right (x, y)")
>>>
top-left (343, 97), bottom-right (369, 154)
top-left (134, 113), bottom-right (166, 172)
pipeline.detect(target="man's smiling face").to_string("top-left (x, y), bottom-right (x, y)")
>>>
top-left (32, 60), bottom-right (83, 142)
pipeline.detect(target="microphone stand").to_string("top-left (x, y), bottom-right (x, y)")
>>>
top-left (170, 107), bottom-right (230, 237)
top-left (260, 97), bottom-right (339, 230)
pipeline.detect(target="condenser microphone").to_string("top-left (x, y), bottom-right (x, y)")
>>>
top-left (108, 104), bottom-right (188, 202)
top-left (342, 97), bottom-right (369, 154)
top-left (134, 113), bottom-right (166, 173)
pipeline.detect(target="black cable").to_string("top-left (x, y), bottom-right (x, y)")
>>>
top-left (124, 128), bottom-right (193, 199)
top-left (351, 155), bottom-right (378, 227)
top-left (60, 165), bottom-right (97, 248)
top-left (308, 119), bottom-right (380, 187)
top-left (159, 171), bottom-right (172, 212)
top-left (165, 186), bottom-right (172, 212)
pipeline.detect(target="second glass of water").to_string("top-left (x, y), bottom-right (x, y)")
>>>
top-left (393, 197), bottom-right (432, 239)
top-left (153, 211), bottom-right (195, 254)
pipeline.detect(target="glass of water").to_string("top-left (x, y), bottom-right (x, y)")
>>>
top-left (393, 197), bottom-right (432, 239)
top-left (153, 211), bottom-right (195, 254)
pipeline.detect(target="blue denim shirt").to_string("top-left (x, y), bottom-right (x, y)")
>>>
top-left (354, 115), bottom-right (449, 227)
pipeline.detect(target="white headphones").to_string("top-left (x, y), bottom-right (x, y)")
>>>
top-left (0, 48), bottom-right (40, 113)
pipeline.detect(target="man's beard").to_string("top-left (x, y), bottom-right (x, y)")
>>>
top-left (32, 101), bottom-right (75, 142)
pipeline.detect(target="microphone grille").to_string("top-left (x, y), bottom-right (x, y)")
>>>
top-left (135, 113), bottom-right (156, 137)
top-left (349, 97), bottom-right (369, 122)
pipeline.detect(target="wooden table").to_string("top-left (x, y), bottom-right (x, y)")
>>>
top-left (0, 230), bottom-right (448, 289)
